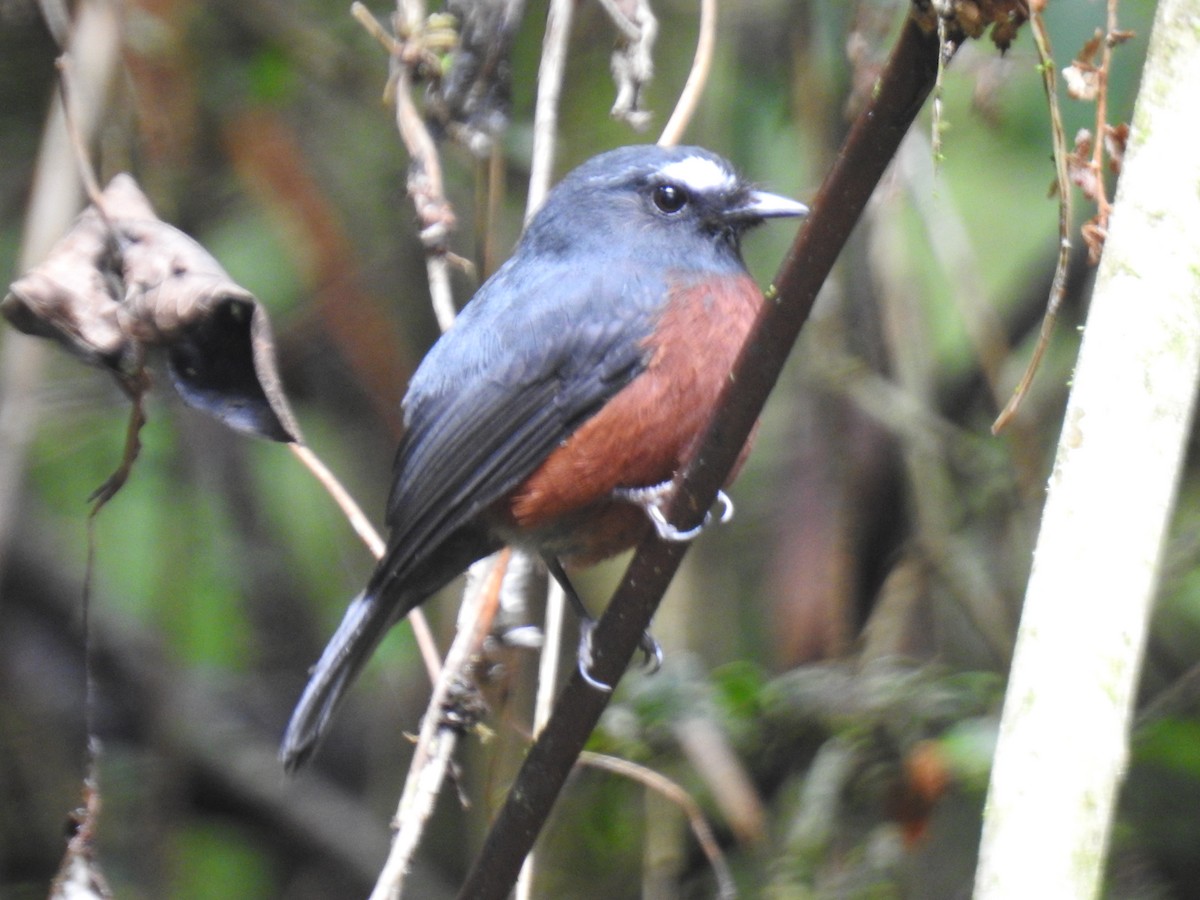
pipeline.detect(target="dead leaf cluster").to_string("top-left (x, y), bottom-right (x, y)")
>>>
top-left (425, 0), bottom-right (522, 153)
top-left (1061, 24), bottom-right (1134, 264)
top-left (912, 0), bottom-right (1030, 52)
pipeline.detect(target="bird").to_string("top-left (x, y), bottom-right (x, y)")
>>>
top-left (281, 144), bottom-right (807, 771)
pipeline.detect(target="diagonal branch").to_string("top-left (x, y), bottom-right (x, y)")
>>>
top-left (455, 15), bottom-right (945, 899)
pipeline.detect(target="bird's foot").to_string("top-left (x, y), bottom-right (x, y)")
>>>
top-left (577, 618), bottom-right (663, 691)
top-left (613, 480), bottom-right (734, 542)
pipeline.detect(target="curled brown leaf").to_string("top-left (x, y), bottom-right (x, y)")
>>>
top-left (4, 199), bottom-right (134, 376)
top-left (1104, 122), bottom-right (1129, 174)
top-left (1066, 128), bottom-right (1101, 202)
top-left (3, 174), bottom-right (301, 444)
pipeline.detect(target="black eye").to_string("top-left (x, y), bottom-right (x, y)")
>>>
top-left (651, 183), bottom-right (688, 214)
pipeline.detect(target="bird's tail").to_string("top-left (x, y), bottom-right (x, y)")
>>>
top-left (280, 589), bottom-right (399, 772)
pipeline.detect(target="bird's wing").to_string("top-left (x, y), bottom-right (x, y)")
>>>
top-left (371, 259), bottom-right (661, 592)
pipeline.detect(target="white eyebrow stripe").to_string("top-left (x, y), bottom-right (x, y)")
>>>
top-left (657, 156), bottom-right (738, 193)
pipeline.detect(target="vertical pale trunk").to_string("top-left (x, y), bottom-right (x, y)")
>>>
top-left (975, 1), bottom-right (1200, 896)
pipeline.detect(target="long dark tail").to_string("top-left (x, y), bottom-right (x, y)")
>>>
top-left (281, 525), bottom-right (500, 772)
top-left (280, 589), bottom-right (401, 772)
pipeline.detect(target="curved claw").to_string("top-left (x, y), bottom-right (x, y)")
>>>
top-left (645, 502), bottom-right (705, 542)
top-left (639, 631), bottom-right (664, 674)
top-left (576, 620), bottom-right (615, 693)
top-left (575, 620), bottom-right (662, 688)
top-left (714, 489), bottom-right (735, 525)
top-left (578, 660), bottom-right (615, 693)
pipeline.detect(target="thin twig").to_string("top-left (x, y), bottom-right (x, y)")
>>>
top-left (371, 551), bottom-right (506, 900)
top-left (579, 751), bottom-right (737, 899)
top-left (352, 0), bottom-right (459, 331)
top-left (86, 371), bottom-right (149, 513)
top-left (51, 55), bottom-right (147, 518)
top-left (657, 0), bottom-right (717, 147)
top-left (55, 49), bottom-right (146, 515)
top-left (515, 4), bottom-right (574, 892)
top-left (526, 0), bottom-right (574, 220)
top-left (1088, 0), bottom-right (1119, 227)
top-left (992, 4), bottom-right (1072, 434)
top-left (593, 0), bottom-right (642, 41)
top-left (482, 143), bottom-right (505, 276)
top-left (288, 442), bottom-right (441, 684)
top-left (289, 443), bottom-right (386, 559)
top-left (54, 55), bottom-right (106, 212)
top-left (352, 0), bottom-right (400, 52)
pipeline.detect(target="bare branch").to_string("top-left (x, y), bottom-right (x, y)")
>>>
top-left (526, 0), bottom-right (575, 220)
top-left (992, 6), bottom-right (1073, 434)
top-left (657, 0), bottom-right (716, 147)
top-left (371, 551), bottom-right (505, 900)
top-left (352, 1), bottom-right (458, 330)
top-left (579, 751), bottom-right (736, 899)
top-left (54, 55), bottom-right (106, 212)
top-left (288, 442), bottom-right (443, 684)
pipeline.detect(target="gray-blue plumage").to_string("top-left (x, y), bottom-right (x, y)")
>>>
top-left (280, 144), bottom-right (805, 770)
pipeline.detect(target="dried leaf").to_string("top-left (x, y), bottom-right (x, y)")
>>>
top-left (1062, 28), bottom-right (1106, 101)
top-left (1076, 28), bottom-right (1105, 67)
top-left (428, 0), bottom-right (523, 151)
top-left (911, 0), bottom-right (1029, 52)
top-left (106, 177), bottom-right (301, 441)
top-left (166, 298), bottom-right (298, 442)
top-left (1082, 216), bottom-right (1106, 265)
top-left (3, 203), bottom-right (136, 375)
top-left (1104, 122), bottom-right (1130, 174)
top-left (1066, 128), bottom-right (1101, 202)
top-left (3, 173), bottom-right (301, 443)
top-left (1062, 62), bottom-right (1099, 101)
top-left (607, 0), bottom-right (657, 131)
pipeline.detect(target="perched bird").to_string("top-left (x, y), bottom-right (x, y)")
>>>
top-left (281, 145), bottom-right (806, 771)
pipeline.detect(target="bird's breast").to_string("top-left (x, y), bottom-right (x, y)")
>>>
top-left (496, 270), bottom-right (764, 564)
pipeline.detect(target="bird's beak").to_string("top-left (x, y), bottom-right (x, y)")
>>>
top-left (729, 190), bottom-right (809, 222)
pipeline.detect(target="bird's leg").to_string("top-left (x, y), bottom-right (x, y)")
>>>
top-left (543, 556), bottom-right (662, 691)
top-left (612, 480), bottom-right (735, 542)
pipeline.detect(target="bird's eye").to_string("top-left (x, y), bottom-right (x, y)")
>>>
top-left (651, 183), bottom-right (688, 215)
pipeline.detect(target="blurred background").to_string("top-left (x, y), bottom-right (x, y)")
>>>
top-left (2, 0), bottom-right (1190, 897)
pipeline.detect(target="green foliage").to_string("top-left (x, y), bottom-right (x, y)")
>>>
top-left (1134, 718), bottom-right (1200, 781)
top-left (169, 819), bottom-right (276, 899)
